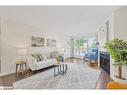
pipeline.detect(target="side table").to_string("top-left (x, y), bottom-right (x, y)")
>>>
top-left (54, 63), bottom-right (67, 77)
top-left (16, 61), bottom-right (27, 74)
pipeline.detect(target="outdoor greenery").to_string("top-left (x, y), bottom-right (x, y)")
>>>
top-left (75, 37), bottom-right (97, 49)
top-left (89, 39), bottom-right (97, 49)
top-left (104, 38), bottom-right (127, 66)
top-left (75, 38), bottom-right (87, 49)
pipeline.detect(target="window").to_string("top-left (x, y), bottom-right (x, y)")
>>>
top-left (74, 36), bottom-right (97, 57)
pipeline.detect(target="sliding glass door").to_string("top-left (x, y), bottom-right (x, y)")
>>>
top-left (74, 36), bottom-right (97, 58)
top-left (74, 38), bottom-right (88, 57)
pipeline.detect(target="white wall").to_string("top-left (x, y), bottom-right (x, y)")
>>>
top-left (43, 32), bottom-right (71, 59)
top-left (114, 7), bottom-right (127, 40)
top-left (112, 7), bottom-right (127, 83)
top-left (0, 18), bottom-right (70, 76)
top-left (98, 7), bottom-right (127, 83)
top-left (98, 14), bottom-right (114, 68)
top-left (98, 13), bottom-right (114, 51)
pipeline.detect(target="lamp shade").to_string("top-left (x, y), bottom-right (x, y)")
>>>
top-left (17, 48), bottom-right (27, 55)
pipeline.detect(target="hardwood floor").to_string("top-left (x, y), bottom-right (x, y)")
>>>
top-left (96, 69), bottom-right (110, 89)
top-left (0, 66), bottom-right (54, 89)
top-left (0, 57), bottom-right (110, 89)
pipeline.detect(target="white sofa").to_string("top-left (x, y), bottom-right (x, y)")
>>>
top-left (27, 56), bottom-right (57, 71)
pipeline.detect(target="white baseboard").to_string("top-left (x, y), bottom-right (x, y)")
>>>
top-left (0, 71), bottom-right (14, 77)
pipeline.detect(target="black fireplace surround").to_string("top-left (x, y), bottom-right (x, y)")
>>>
top-left (100, 51), bottom-right (110, 75)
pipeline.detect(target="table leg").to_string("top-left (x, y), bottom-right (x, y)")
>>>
top-left (54, 65), bottom-right (61, 77)
top-left (25, 63), bottom-right (27, 70)
top-left (22, 64), bottom-right (24, 74)
top-left (63, 64), bottom-right (65, 74)
top-left (15, 64), bottom-right (19, 77)
top-left (20, 64), bottom-right (21, 71)
top-left (58, 65), bottom-right (59, 73)
top-left (65, 65), bottom-right (67, 74)
top-left (16, 64), bottom-right (18, 73)
top-left (60, 65), bottom-right (61, 72)
top-left (59, 65), bottom-right (63, 75)
top-left (54, 66), bottom-right (55, 76)
top-left (22, 64), bottom-right (23, 70)
top-left (25, 63), bottom-right (27, 74)
top-left (54, 65), bottom-right (67, 77)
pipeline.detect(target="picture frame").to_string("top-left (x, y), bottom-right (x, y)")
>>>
top-left (47, 39), bottom-right (56, 47)
top-left (31, 37), bottom-right (44, 47)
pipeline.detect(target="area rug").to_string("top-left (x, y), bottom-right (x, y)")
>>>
top-left (13, 63), bottom-right (100, 89)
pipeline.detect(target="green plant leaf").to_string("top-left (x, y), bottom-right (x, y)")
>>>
top-left (104, 38), bottom-right (127, 66)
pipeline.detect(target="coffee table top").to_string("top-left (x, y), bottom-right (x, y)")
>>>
top-left (16, 61), bottom-right (26, 65)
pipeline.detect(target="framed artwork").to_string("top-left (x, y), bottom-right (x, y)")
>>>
top-left (47, 39), bottom-right (56, 47)
top-left (31, 37), bottom-right (44, 47)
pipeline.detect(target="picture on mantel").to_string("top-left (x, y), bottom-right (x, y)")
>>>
top-left (31, 37), bottom-right (44, 47)
top-left (47, 39), bottom-right (56, 47)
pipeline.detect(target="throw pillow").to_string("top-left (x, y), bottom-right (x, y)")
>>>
top-left (32, 54), bottom-right (41, 62)
top-left (39, 54), bottom-right (44, 61)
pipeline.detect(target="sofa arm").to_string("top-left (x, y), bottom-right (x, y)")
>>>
top-left (27, 56), bottom-right (37, 71)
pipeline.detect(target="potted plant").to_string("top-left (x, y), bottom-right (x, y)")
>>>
top-left (56, 54), bottom-right (64, 64)
top-left (104, 38), bottom-right (127, 80)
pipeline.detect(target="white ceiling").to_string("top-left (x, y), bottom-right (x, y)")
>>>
top-left (0, 6), bottom-right (121, 37)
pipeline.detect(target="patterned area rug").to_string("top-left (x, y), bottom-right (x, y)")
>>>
top-left (13, 63), bottom-right (100, 89)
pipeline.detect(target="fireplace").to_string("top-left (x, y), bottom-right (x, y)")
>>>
top-left (100, 51), bottom-right (110, 75)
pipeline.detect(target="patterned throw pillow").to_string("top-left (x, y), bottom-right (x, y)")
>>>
top-left (39, 54), bottom-right (44, 61)
top-left (32, 54), bottom-right (41, 62)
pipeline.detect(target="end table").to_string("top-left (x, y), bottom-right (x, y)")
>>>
top-left (16, 61), bottom-right (27, 74)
